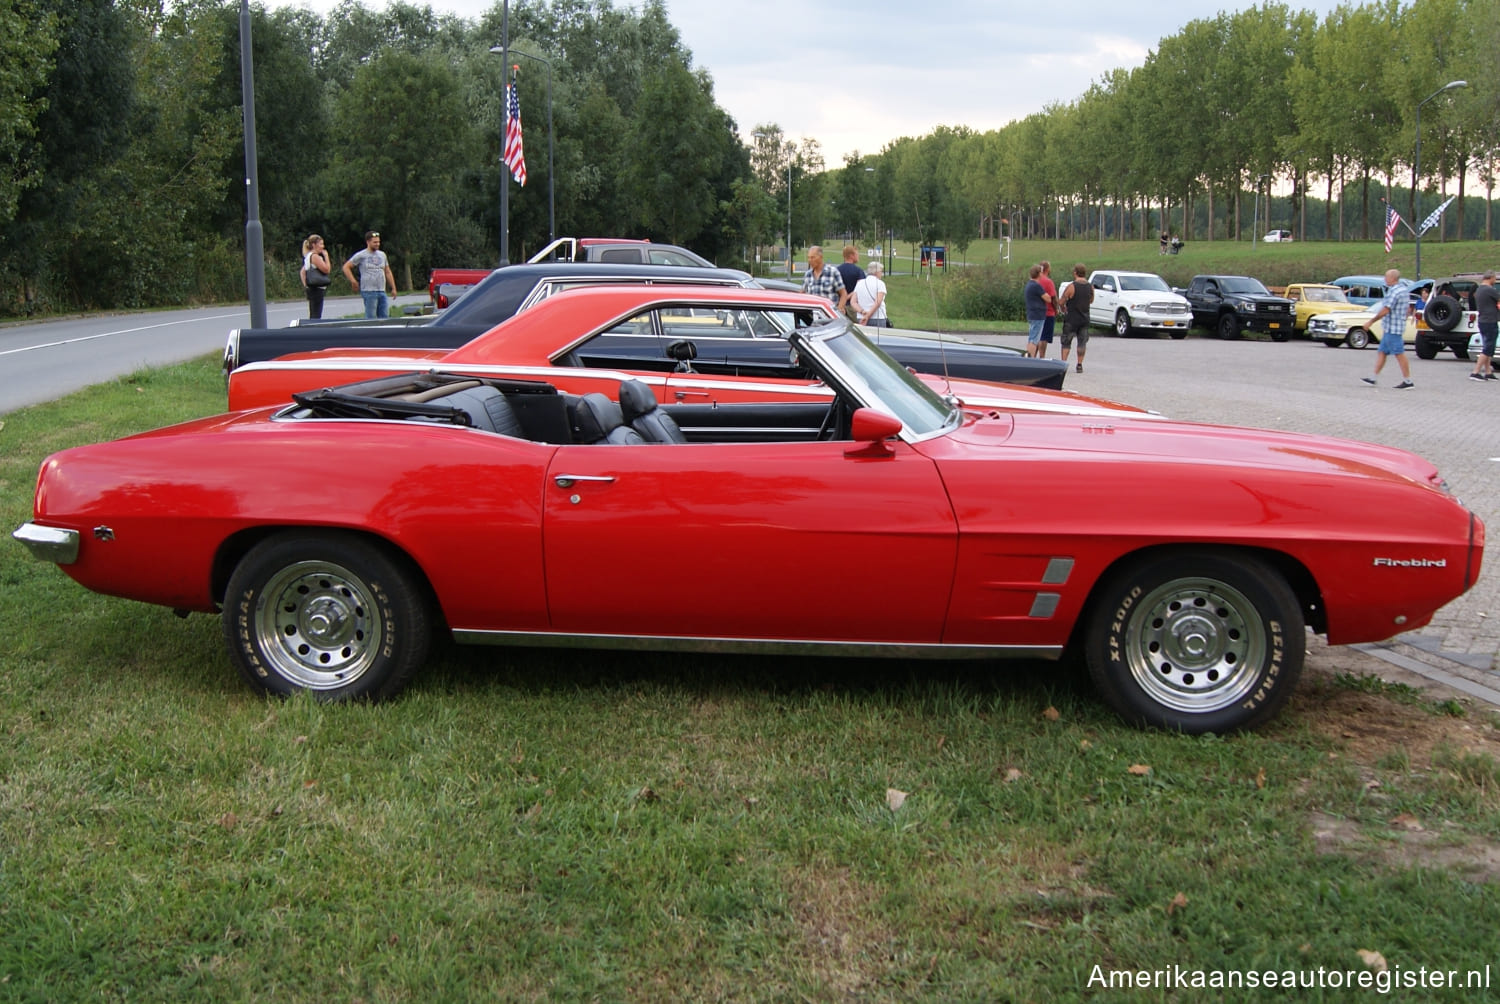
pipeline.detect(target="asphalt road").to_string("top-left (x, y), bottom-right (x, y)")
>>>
top-left (0, 295), bottom-right (425, 415)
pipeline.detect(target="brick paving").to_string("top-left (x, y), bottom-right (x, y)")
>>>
top-left (964, 328), bottom-right (1499, 689)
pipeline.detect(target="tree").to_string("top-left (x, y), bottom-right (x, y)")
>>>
top-left (0, 0), bottom-right (57, 227)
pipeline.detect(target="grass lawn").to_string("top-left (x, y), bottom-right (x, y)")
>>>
top-left (2, 358), bottom-right (1498, 1000)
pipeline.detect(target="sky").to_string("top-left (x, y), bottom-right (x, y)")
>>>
top-left (263, 0), bottom-right (1344, 164)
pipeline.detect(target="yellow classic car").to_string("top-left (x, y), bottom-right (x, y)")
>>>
top-left (1282, 283), bottom-right (1365, 333)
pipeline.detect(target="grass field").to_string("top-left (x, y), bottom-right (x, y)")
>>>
top-left (2, 357), bottom-right (1498, 1000)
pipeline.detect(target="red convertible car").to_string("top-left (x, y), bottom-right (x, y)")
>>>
top-left (16, 319), bottom-right (1484, 733)
top-left (226, 285), bottom-right (1144, 421)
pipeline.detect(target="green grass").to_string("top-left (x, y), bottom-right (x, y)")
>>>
top-left (3, 359), bottom-right (1499, 999)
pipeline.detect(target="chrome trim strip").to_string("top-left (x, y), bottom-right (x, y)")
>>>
top-left (1041, 558), bottom-right (1074, 585)
top-left (1029, 593), bottom-right (1061, 618)
top-left (451, 628), bottom-right (1062, 661)
top-left (12, 523), bottom-right (80, 564)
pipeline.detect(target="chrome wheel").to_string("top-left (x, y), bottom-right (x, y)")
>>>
top-left (1346, 327), bottom-right (1371, 350)
top-left (1115, 311), bottom-right (1131, 337)
top-left (255, 560), bottom-right (382, 690)
top-left (1121, 576), bottom-right (1264, 714)
top-left (224, 532), bottom-right (430, 701)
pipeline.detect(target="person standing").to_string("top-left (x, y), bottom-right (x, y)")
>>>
top-left (1472, 269), bottom-right (1498, 381)
top-left (836, 245), bottom-right (865, 319)
top-left (1361, 268), bottom-right (1414, 389)
top-left (1036, 261), bottom-right (1058, 358)
top-left (342, 230), bottom-right (397, 319)
top-left (300, 234), bottom-right (331, 319)
top-left (1058, 263), bottom-right (1093, 372)
top-left (1023, 264), bottom-right (1047, 357)
top-left (853, 261), bottom-right (889, 326)
top-left (801, 245), bottom-right (843, 308)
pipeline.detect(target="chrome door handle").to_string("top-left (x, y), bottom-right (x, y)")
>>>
top-left (673, 390), bottom-right (711, 401)
top-left (554, 475), bottom-right (616, 488)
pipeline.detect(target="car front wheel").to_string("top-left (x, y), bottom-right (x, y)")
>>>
top-left (1345, 327), bottom-right (1371, 350)
top-left (1084, 552), bottom-right (1304, 733)
top-left (223, 531), bottom-right (431, 701)
top-left (1114, 310), bottom-right (1132, 337)
top-left (1217, 314), bottom-right (1241, 340)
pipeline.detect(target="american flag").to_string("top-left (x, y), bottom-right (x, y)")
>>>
top-left (504, 77), bottom-right (527, 187)
top-left (1383, 204), bottom-right (1400, 253)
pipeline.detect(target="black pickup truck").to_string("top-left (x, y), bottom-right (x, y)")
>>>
top-left (1179, 275), bottom-right (1296, 341)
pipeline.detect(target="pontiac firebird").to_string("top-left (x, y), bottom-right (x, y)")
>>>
top-left (15, 319), bottom-right (1484, 733)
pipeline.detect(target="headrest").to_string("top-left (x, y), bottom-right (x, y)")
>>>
top-left (573, 393), bottom-right (624, 443)
top-left (617, 379), bottom-right (656, 422)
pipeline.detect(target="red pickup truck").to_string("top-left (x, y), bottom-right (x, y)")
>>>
top-left (427, 238), bottom-right (714, 308)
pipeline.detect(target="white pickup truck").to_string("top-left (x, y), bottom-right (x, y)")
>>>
top-left (1086, 270), bottom-right (1193, 338)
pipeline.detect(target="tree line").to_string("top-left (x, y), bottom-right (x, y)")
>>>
top-left (0, 0), bottom-right (749, 314)
top-left (3, 0), bottom-right (1497, 317)
top-left (820, 0), bottom-right (1500, 253)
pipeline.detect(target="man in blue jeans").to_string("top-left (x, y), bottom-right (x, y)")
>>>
top-left (342, 231), bottom-right (397, 318)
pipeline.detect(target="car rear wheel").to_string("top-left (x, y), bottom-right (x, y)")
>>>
top-left (223, 531), bottom-right (431, 701)
top-left (1414, 334), bottom-right (1439, 360)
top-left (1345, 327), bottom-right (1371, 350)
top-left (1114, 310), bottom-right (1132, 337)
top-left (1217, 314), bottom-right (1241, 340)
top-left (1084, 552), bottom-right (1304, 733)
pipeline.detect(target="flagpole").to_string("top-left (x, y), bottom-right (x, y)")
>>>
top-left (497, 1), bottom-right (510, 265)
top-left (1413, 80), bottom-right (1467, 279)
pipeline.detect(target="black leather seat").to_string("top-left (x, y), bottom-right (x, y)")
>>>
top-left (617, 379), bottom-right (687, 443)
top-left (443, 385), bottom-right (525, 437)
top-left (572, 393), bottom-right (645, 445)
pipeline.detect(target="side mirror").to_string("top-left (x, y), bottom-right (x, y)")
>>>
top-left (846, 408), bottom-right (903, 458)
top-left (666, 340), bottom-right (697, 361)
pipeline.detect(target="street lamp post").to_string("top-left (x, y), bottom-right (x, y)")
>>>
top-left (1251, 174), bottom-right (1269, 248)
top-left (1413, 80), bottom-right (1467, 280)
top-left (489, 46), bottom-right (554, 244)
top-left (494, 2), bottom-right (509, 264)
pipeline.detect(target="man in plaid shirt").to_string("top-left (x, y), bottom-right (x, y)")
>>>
top-left (1361, 268), bottom-right (1414, 389)
top-left (801, 246), bottom-right (845, 309)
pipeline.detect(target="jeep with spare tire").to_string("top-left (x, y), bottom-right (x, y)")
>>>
top-left (1415, 275), bottom-right (1483, 360)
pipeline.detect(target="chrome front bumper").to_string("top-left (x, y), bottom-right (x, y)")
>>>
top-left (12, 523), bottom-right (79, 564)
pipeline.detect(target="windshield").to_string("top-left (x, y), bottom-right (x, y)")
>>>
top-left (1119, 274), bottom-right (1171, 293)
top-left (793, 320), bottom-right (957, 439)
top-left (1305, 287), bottom-right (1349, 303)
top-left (1219, 277), bottom-right (1270, 294)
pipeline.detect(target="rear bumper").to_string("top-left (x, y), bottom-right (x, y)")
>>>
top-left (13, 522), bottom-right (79, 564)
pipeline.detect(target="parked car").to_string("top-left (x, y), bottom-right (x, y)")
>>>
top-left (17, 315), bottom-right (1483, 733)
top-left (1179, 275), bottom-right (1296, 340)
top-left (529, 237), bottom-right (716, 267)
top-left (228, 286), bottom-right (1102, 419)
top-left (1282, 283), bottom-right (1364, 334)
top-left (227, 267), bottom-right (1069, 390)
top-left (1306, 306), bottom-right (1415, 350)
top-left (1086, 270), bottom-right (1192, 338)
top-left (1262, 230), bottom-right (1293, 243)
top-left (1415, 275), bottom-right (1484, 360)
top-left (1327, 275), bottom-right (1392, 307)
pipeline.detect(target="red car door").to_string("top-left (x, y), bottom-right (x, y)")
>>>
top-left (541, 439), bottom-right (958, 642)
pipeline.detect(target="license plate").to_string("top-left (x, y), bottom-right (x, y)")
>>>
top-left (1268, 322), bottom-right (1281, 329)
top-left (1163, 321), bottom-right (1177, 327)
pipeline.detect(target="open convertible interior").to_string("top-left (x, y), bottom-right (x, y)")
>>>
top-left (286, 371), bottom-right (845, 444)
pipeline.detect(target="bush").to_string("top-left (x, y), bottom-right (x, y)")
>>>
top-left (934, 266), bottom-right (1027, 321)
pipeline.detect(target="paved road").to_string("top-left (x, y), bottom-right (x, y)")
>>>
top-left (0, 295), bottom-right (426, 415)
top-left (963, 327), bottom-right (1499, 693)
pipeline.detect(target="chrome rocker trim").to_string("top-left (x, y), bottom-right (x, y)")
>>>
top-left (453, 629), bottom-right (1062, 660)
top-left (12, 523), bottom-right (80, 564)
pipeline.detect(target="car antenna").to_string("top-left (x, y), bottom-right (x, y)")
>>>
top-left (922, 271), bottom-right (954, 391)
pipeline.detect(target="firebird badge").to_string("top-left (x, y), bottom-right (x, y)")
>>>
top-left (1373, 557), bottom-right (1446, 567)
